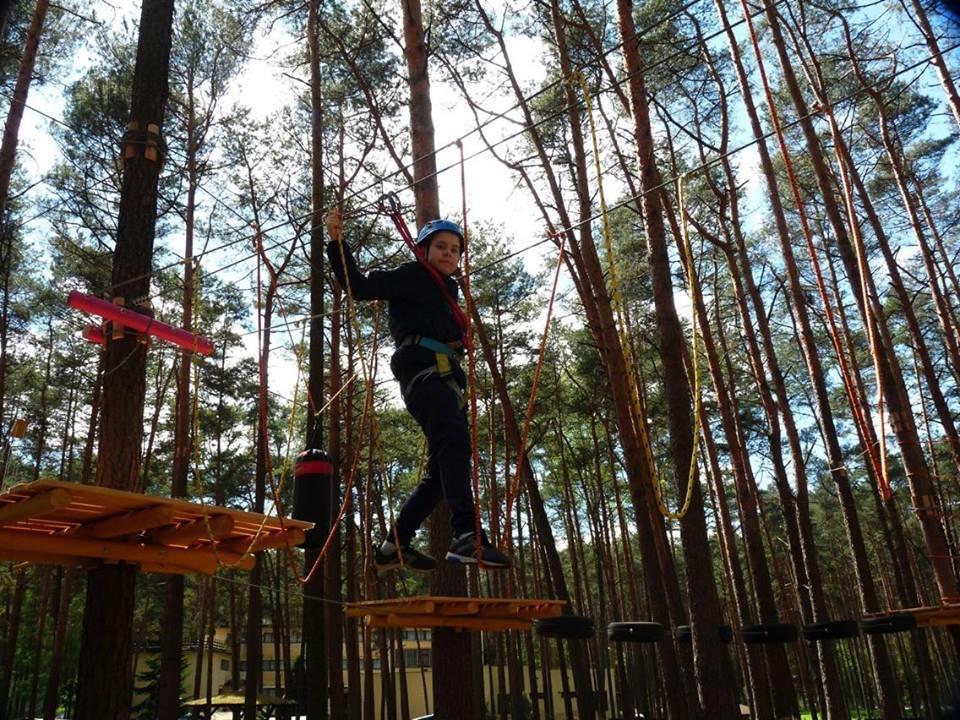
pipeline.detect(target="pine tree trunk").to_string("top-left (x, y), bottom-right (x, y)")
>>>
top-left (468, 290), bottom-right (599, 717)
top-left (31, 319), bottom-right (53, 479)
top-left (903, 0), bottom-right (960, 129)
top-left (0, 0), bottom-right (49, 221)
top-left (400, 1), bottom-right (476, 716)
top-left (74, 2), bottom-right (174, 717)
top-left (616, 1), bottom-right (738, 715)
top-left (42, 567), bottom-right (73, 720)
top-left (158, 79), bottom-right (200, 720)
top-left (0, 568), bottom-right (25, 720)
top-left (26, 568), bottom-right (53, 720)
top-left (304, 0), bottom-right (329, 710)
top-left (764, 10), bottom-right (953, 653)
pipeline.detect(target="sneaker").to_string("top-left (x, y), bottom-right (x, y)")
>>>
top-left (445, 531), bottom-right (511, 569)
top-left (374, 541), bottom-right (437, 572)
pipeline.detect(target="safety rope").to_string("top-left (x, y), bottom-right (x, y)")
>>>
top-left (820, 102), bottom-right (891, 499)
top-left (735, 0), bottom-right (891, 500)
top-left (457, 139), bottom-right (486, 564)
top-left (575, 72), bottom-right (698, 520)
top-left (500, 235), bottom-right (566, 547)
top-left (329, 216), bottom-right (405, 571)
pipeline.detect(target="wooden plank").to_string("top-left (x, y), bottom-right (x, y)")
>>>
top-left (345, 599), bottom-right (436, 618)
top-left (81, 504), bottom-right (175, 538)
top-left (5, 479), bottom-right (313, 532)
top-left (0, 549), bottom-right (78, 566)
top-left (218, 528), bottom-right (305, 555)
top-left (145, 514), bottom-right (234, 547)
top-left (476, 602), bottom-right (521, 617)
top-left (370, 613), bottom-right (533, 632)
top-left (0, 528), bottom-right (253, 574)
top-left (0, 488), bottom-right (72, 527)
top-left (515, 604), bottom-right (564, 619)
top-left (435, 601), bottom-right (479, 616)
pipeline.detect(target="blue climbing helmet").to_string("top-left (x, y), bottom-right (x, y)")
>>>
top-left (416, 219), bottom-right (464, 252)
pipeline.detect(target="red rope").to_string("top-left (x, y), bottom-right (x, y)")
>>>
top-left (501, 234), bottom-right (566, 550)
top-left (457, 140), bottom-right (485, 564)
top-left (382, 193), bottom-right (470, 340)
top-left (736, 0), bottom-right (891, 500)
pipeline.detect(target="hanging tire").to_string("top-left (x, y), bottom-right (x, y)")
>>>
top-left (535, 615), bottom-right (595, 639)
top-left (861, 613), bottom-right (917, 635)
top-left (742, 622), bottom-right (798, 644)
top-left (802, 620), bottom-right (859, 641)
top-left (607, 621), bottom-right (664, 643)
top-left (675, 624), bottom-right (733, 643)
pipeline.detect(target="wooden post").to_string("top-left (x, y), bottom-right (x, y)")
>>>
top-left (72, 2), bottom-right (175, 718)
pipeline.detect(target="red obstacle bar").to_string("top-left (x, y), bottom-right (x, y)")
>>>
top-left (82, 325), bottom-right (105, 346)
top-left (68, 291), bottom-right (214, 356)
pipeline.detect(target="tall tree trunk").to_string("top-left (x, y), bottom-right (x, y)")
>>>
top-left (31, 318), bottom-right (53, 479)
top-left (26, 568), bottom-right (52, 720)
top-left (42, 568), bottom-right (73, 720)
top-left (901, 0), bottom-right (960, 129)
top-left (400, 1), bottom-right (476, 716)
top-left (0, 569), bottom-right (25, 720)
top-left (304, 0), bottom-right (328, 714)
top-left (73, 2), bottom-right (174, 717)
top-left (616, 1), bottom-right (738, 715)
top-left (763, 7), bottom-right (954, 645)
top-left (158, 77), bottom-right (200, 720)
top-left (711, 4), bottom-right (849, 713)
top-left (0, 0), bottom-right (49, 221)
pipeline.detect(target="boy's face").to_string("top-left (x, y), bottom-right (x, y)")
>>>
top-left (426, 231), bottom-right (462, 276)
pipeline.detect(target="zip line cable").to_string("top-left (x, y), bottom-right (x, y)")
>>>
top-left (167, 37), bottom-right (957, 356)
top-left (4, 0), bottom-right (791, 308)
top-left (14, 35), bottom-right (952, 439)
top-left (40, 18), bottom-right (948, 338)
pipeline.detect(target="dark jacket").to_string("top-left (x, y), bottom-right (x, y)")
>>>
top-left (326, 240), bottom-right (466, 388)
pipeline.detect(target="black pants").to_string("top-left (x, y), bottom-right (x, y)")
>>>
top-left (394, 372), bottom-right (476, 545)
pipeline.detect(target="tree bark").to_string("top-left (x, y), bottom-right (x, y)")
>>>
top-left (0, 0), bottom-right (49, 222)
top-left (158, 66), bottom-right (200, 720)
top-left (399, 1), bottom-right (476, 716)
top-left (73, 2), bottom-right (174, 718)
top-left (616, 1), bottom-right (738, 715)
top-left (302, 5), bottom-right (330, 708)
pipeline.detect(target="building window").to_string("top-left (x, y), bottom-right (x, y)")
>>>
top-left (263, 632), bottom-right (273, 643)
top-left (401, 649), bottom-right (431, 667)
top-left (220, 659), bottom-right (230, 671)
top-left (239, 661), bottom-right (247, 671)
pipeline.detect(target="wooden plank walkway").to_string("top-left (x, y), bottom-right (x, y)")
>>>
top-left (346, 595), bottom-right (567, 632)
top-left (0, 478), bottom-right (312, 575)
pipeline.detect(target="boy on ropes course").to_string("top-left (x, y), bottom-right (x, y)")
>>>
top-left (325, 209), bottom-right (510, 572)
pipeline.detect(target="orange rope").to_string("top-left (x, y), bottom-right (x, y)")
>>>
top-left (457, 139), bottom-right (485, 563)
top-left (735, 0), bottom-right (891, 500)
top-left (501, 234), bottom-right (566, 549)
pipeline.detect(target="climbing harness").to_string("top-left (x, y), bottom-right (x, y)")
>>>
top-left (398, 334), bottom-right (466, 408)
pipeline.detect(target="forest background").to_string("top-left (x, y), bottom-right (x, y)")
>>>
top-left (0, 0), bottom-right (959, 718)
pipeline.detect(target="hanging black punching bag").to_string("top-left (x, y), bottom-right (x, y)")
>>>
top-left (293, 448), bottom-right (333, 549)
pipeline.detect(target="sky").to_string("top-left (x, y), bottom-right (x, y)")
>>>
top-left (10, 0), bottom-right (960, 497)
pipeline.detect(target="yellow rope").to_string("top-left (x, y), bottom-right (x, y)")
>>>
top-left (331, 221), bottom-right (403, 563)
top-left (575, 72), bottom-right (698, 520)
top-left (190, 264), bottom-right (282, 568)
